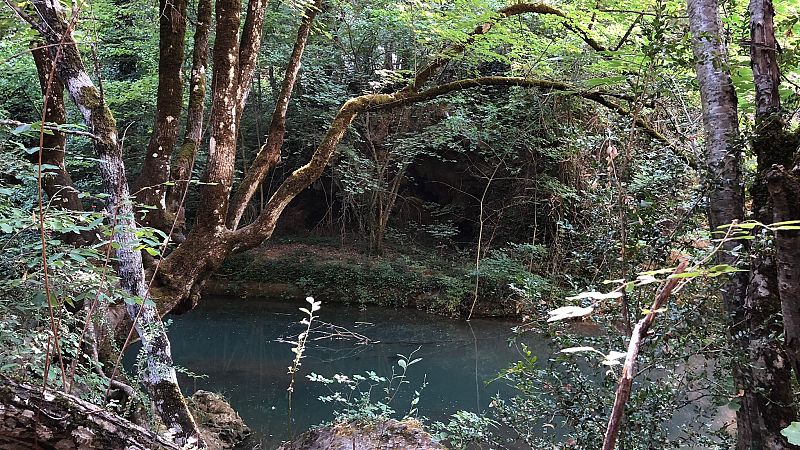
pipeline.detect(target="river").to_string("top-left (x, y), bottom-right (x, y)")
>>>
top-left (159, 295), bottom-right (551, 448)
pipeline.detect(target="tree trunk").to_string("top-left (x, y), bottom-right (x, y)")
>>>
top-left (23, 1), bottom-right (205, 446)
top-left (29, 42), bottom-right (92, 245)
top-left (0, 376), bottom-right (181, 450)
top-left (134, 0), bottom-right (188, 230)
top-left (750, 0), bottom-right (800, 387)
top-left (767, 166), bottom-right (800, 382)
top-left (688, 0), bottom-right (797, 447)
top-left (236, 0), bottom-right (269, 117)
top-left (166, 0), bottom-right (212, 237)
top-left (193, 0), bottom-right (241, 232)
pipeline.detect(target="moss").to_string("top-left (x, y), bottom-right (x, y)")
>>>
top-left (79, 86), bottom-right (118, 133)
top-left (172, 142), bottom-right (197, 168)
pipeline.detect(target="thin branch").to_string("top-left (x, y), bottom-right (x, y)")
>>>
top-left (601, 260), bottom-right (688, 450)
top-left (410, 3), bottom-right (607, 91)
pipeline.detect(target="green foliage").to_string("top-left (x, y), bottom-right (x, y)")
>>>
top-left (782, 422), bottom-right (800, 445)
top-left (307, 348), bottom-right (425, 424)
top-left (431, 411), bottom-right (499, 449)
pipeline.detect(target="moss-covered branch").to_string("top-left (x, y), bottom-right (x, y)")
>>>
top-left (230, 75), bottom-right (674, 251)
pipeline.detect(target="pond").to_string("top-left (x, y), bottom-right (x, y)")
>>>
top-left (160, 295), bottom-right (552, 448)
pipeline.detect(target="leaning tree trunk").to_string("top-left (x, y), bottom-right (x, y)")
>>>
top-left (687, 0), bottom-right (796, 448)
top-left (17, 1), bottom-right (205, 446)
top-left (166, 0), bottom-right (213, 238)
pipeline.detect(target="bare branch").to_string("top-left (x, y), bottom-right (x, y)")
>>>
top-left (601, 260), bottom-right (687, 450)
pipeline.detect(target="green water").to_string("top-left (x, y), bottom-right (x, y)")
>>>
top-left (163, 295), bottom-right (552, 448)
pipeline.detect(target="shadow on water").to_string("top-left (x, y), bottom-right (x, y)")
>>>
top-left (152, 295), bottom-right (553, 448)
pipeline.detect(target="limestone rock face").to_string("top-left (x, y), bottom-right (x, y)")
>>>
top-left (277, 419), bottom-right (446, 450)
top-left (187, 390), bottom-right (251, 449)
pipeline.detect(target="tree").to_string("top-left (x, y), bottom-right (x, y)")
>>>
top-left (2, 0), bottom-right (675, 445)
top-left (688, 0), bottom-right (798, 447)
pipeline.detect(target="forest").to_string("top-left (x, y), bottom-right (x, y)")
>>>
top-left (0, 0), bottom-right (799, 448)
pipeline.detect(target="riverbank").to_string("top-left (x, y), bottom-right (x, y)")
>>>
top-left (207, 237), bottom-right (555, 318)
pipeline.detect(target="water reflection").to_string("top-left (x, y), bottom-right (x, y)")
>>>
top-left (163, 295), bottom-right (551, 448)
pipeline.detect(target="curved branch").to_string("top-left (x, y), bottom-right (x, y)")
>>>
top-left (230, 75), bottom-right (675, 251)
top-left (227, 2), bottom-right (611, 228)
top-left (411, 3), bottom-right (607, 91)
top-left (378, 76), bottom-right (670, 144)
top-left (227, 0), bottom-right (323, 229)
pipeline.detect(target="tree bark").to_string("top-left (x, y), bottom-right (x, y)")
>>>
top-left (21, 1), bottom-right (205, 446)
top-left (133, 0), bottom-right (188, 230)
top-left (193, 0), bottom-right (241, 232)
top-left (166, 0), bottom-right (212, 236)
top-left (689, 0), bottom-right (797, 447)
top-left (29, 42), bottom-right (91, 245)
top-left (767, 166), bottom-right (800, 383)
top-left (751, 0), bottom-right (800, 388)
top-left (746, 2), bottom-right (799, 445)
top-left (236, 0), bottom-right (269, 117)
top-left (227, 0), bottom-right (322, 229)
top-left (0, 376), bottom-right (181, 450)
top-left (602, 262), bottom-right (687, 450)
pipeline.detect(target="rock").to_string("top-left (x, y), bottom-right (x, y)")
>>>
top-left (187, 390), bottom-right (251, 450)
top-left (277, 419), bottom-right (447, 450)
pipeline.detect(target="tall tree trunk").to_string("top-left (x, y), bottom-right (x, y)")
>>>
top-left (746, 1), bottom-right (799, 444)
top-left (689, 0), bottom-right (797, 447)
top-left (29, 42), bottom-right (91, 245)
top-left (751, 0), bottom-right (800, 385)
top-left (236, 0), bottom-right (269, 117)
top-left (166, 0), bottom-right (212, 238)
top-left (133, 0), bottom-right (188, 230)
top-left (767, 165), bottom-right (800, 383)
top-left (21, 1), bottom-right (205, 446)
top-left (227, 0), bottom-right (322, 229)
top-left (193, 0), bottom-right (241, 232)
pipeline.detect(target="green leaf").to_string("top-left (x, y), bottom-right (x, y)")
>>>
top-left (781, 422), bottom-right (800, 444)
top-left (547, 305), bottom-right (594, 322)
top-left (560, 346), bottom-right (599, 354)
top-left (667, 271), bottom-right (702, 279)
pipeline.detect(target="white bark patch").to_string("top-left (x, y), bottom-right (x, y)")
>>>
top-left (65, 72), bottom-right (96, 124)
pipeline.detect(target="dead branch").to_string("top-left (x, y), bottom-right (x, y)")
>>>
top-left (601, 260), bottom-right (688, 450)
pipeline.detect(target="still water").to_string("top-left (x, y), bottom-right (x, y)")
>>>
top-left (162, 295), bottom-right (551, 448)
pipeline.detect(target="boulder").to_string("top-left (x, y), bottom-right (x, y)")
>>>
top-left (277, 419), bottom-right (446, 450)
top-left (187, 390), bottom-right (251, 449)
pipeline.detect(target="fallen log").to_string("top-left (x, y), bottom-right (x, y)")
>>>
top-left (0, 376), bottom-right (180, 450)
